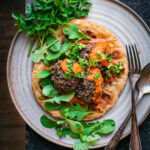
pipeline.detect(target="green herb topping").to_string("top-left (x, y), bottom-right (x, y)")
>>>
top-left (40, 114), bottom-right (116, 150)
top-left (94, 73), bottom-right (101, 79)
top-left (97, 51), bottom-right (105, 59)
top-left (63, 24), bottom-right (90, 40)
top-left (106, 62), bottom-right (123, 77)
top-left (89, 57), bottom-right (99, 67)
top-left (12, 0), bottom-right (92, 56)
top-left (106, 53), bottom-right (112, 62)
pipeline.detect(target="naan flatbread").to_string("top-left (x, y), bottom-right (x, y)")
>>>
top-left (32, 19), bottom-right (128, 120)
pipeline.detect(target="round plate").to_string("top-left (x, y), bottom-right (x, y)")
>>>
top-left (7, 0), bottom-right (150, 149)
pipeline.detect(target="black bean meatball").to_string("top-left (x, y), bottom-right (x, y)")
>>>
top-left (51, 60), bottom-right (79, 92)
top-left (80, 44), bottom-right (96, 61)
top-left (75, 78), bottom-right (96, 102)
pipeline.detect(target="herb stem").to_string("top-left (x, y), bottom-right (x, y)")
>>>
top-left (27, 35), bottom-right (36, 57)
top-left (32, 41), bottom-right (40, 53)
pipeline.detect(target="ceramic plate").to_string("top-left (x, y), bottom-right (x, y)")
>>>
top-left (7, 0), bottom-right (150, 149)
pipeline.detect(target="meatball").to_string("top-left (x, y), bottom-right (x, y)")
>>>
top-left (51, 60), bottom-right (79, 92)
top-left (80, 44), bottom-right (96, 61)
top-left (75, 78), bottom-right (96, 102)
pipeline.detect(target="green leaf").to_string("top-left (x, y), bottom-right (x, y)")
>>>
top-left (36, 70), bottom-right (51, 79)
top-left (32, 47), bottom-right (46, 63)
top-left (84, 2), bottom-right (92, 7)
top-left (60, 128), bottom-right (80, 139)
top-left (80, 135), bottom-right (100, 145)
top-left (78, 57), bottom-right (89, 69)
top-left (63, 24), bottom-right (90, 40)
top-left (66, 43), bottom-right (85, 60)
top-left (63, 72), bottom-right (71, 80)
top-left (46, 35), bottom-right (61, 52)
top-left (46, 41), bottom-right (71, 61)
top-left (73, 139), bottom-right (90, 150)
top-left (40, 77), bottom-right (51, 88)
top-left (32, 39), bottom-right (60, 63)
top-left (94, 73), bottom-right (100, 79)
top-left (44, 102), bottom-right (61, 111)
top-left (53, 0), bottom-right (60, 6)
top-left (92, 120), bottom-right (115, 136)
top-left (60, 103), bottom-right (93, 121)
top-left (89, 57), bottom-right (99, 67)
top-left (44, 91), bottom-right (75, 104)
top-left (65, 118), bottom-right (84, 134)
top-left (97, 51), bottom-right (105, 60)
top-left (40, 115), bottom-right (57, 128)
top-left (42, 84), bottom-right (59, 97)
top-left (76, 72), bottom-right (85, 79)
top-left (106, 53), bottom-right (112, 62)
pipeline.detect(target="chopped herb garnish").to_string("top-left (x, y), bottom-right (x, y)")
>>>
top-left (94, 73), bottom-right (100, 79)
top-left (89, 57), bottom-right (99, 67)
top-left (106, 53), bottom-right (112, 62)
top-left (97, 51), bottom-right (105, 59)
top-left (63, 73), bottom-right (72, 80)
top-left (76, 72), bottom-right (86, 79)
top-left (106, 70), bottom-right (111, 77)
top-left (106, 62), bottom-right (123, 77)
top-left (113, 62), bottom-right (123, 77)
top-left (65, 60), bottom-right (85, 79)
top-left (78, 57), bottom-right (89, 69)
top-left (66, 43), bottom-right (86, 60)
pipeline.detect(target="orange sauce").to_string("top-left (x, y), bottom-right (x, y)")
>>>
top-left (82, 38), bottom-right (113, 67)
top-left (68, 97), bottom-right (85, 105)
top-left (61, 59), bottom-right (84, 74)
top-left (87, 67), bottom-right (103, 104)
top-left (44, 66), bottom-right (52, 71)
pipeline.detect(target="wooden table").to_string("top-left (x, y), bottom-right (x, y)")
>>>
top-left (0, 0), bottom-right (25, 150)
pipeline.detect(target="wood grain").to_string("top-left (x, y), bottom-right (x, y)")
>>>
top-left (0, 0), bottom-right (25, 150)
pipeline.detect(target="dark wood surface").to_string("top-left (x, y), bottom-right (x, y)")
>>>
top-left (0, 0), bottom-right (25, 150)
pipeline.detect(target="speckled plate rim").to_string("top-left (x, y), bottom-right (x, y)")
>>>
top-left (7, 0), bottom-right (150, 149)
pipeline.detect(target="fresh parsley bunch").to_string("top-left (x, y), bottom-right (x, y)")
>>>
top-left (12, 0), bottom-right (92, 56)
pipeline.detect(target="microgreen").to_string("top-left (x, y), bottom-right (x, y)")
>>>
top-left (12, 0), bottom-right (92, 57)
top-left (43, 91), bottom-right (75, 104)
top-left (78, 57), bottom-right (89, 69)
top-left (60, 103), bottom-right (93, 121)
top-left (106, 53), bottom-right (112, 62)
top-left (66, 43), bottom-right (86, 60)
top-left (97, 51), bottom-right (105, 59)
top-left (40, 114), bottom-right (116, 150)
top-left (94, 73), bottom-right (100, 79)
top-left (36, 70), bottom-right (51, 79)
top-left (63, 24), bottom-right (90, 40)
top-left (89, 57), bottom-right (99, 67)
top-left (63, 72), bottom-right (72, 80)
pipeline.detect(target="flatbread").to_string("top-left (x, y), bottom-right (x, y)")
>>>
top-left (32, 19), bottom-right (128, 121)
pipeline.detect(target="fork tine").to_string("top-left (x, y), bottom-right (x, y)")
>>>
top-left (129, 45), bottom-right (135, 72)
top-left (134, 44), bottom-right (141, 73)
top-left (131, 44), bottom-right (138, 73)
top-left (126, 45), bottom-right (131, 72)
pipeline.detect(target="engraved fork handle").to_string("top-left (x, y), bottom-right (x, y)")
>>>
top-left (104, 91), bottom-right (143, 150)
top-left (129, 88), bottom-right (142, 150)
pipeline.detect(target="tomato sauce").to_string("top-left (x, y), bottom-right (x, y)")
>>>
top-left (61, 59), bottom-right (84, 74)
top-left (44, 66), bottom-right (52, 70)
top-left (87, 67), bottom-right (103, 104)
top-left (68, 97), bottom-right (85, 105)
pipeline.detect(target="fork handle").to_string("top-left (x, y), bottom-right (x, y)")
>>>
top-left (129, 89), bottom-right (142, 150)
top-left (104, 111), bottom-right (131, 150)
